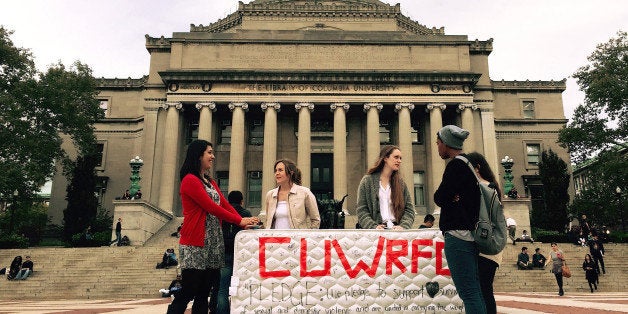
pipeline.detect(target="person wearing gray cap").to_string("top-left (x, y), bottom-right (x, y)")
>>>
top-left (434, 125), bottom-right (486, 313)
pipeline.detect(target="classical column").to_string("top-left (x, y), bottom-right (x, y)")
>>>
top-left (331, 103), bottom-right (349, 205)
top-left (158, 102), bottom-right (183, 213)
top-left (295, 103), bottom-right (315, 187)
top-left (261, 102), bottom-right (280, 211)
top-left (427, 103), bottom-right (446, 214)
top-left (228, 102), bottom-right (248, 193)
top-left (363, 103), bottom-right (383, 167)
top-left (480, 108), bottom-right (500, 175)
top-left (458, 103), bottom-right (478, 152)
top-left (396, 103), bottom-right (415, 204)
top-left (196, 102), bottom-right (216, 141)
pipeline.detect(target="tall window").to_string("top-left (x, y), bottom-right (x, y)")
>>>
top-left (220, 120), bottom-right (232, 144)
top-left (99, 100), bottom-right (109, 117)
top-left (522, 100), bottom-right (535, 119)
top-left (413, 172), bottom-right (426, 206)
top-left (247, 171), bottom-right (262, 207)
top-left (216, 171), bottom-right (229, 193)
top-left (249, 120), bottom-right (264, 145)
top-left (379, 121), bottom-right (391, 144)
top-left (410, 121), bottom-right (423, 144)
top-left (526, 144), bottom-right (541, 166)
top-left (187, 122), bottom-right (199, 144)
top-left (95, 143), bottom-right (105, 168)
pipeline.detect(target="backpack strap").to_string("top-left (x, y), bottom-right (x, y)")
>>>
top-left (455, 155), bottom-right (480, 184)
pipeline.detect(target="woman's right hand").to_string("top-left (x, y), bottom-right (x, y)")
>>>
top-left (239, 217), bottom-right (259, 227)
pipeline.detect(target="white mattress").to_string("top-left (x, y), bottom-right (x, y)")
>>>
top-left (231, 229), bottom-right (463, 313)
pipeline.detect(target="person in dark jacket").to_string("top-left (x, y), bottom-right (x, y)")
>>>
top-left (211, 190), bottom-right (252, 313)
top-left (583, 254), bottom-right (598, 292)
top-left (434, 125), bottom-right (486, 313)
top-left (588, 234), bottom-right (606, 274)
top-left (6, 256), bottom-right (22, 280)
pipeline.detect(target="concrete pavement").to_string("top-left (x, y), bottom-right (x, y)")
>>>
top-left (0, 293), bottom-right (626, 313)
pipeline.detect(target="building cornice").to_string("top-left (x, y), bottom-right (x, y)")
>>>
top-left (190, 0), bottom-right (444, 36)
top-left (157, 69), bottom-right (481, 85)
top-left (491, 79), bottom-right (566, 92)
top-left (145, 35), bottom-right (172, 52)
top-left (97, 76), bottom-right (148, 90)
top-left (495, 119), bottom-right (568, 124)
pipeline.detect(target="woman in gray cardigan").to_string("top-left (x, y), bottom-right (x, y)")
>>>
top-left (356, 145), bottom-right (414, 229)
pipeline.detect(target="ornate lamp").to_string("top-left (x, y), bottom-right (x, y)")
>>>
top-left (129, 156), bottom-right (144, 198)
top-left (501, 155), bottom-right (514, 195)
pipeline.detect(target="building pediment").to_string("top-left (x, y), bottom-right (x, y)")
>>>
top-left (190, 0), bottom-right (444, 36)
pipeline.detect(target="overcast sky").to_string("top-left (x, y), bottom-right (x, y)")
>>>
top-left (1, 0), bottom-right (626, 121)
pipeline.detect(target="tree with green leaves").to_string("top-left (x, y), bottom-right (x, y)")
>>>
top-left (534, 149), bottom-right (571, 232)
top-left (559, 31), bottom-right (627, 163)
top-left (0, 27), bottom-right (102, 197)
top-left (558, 31), bottom-right (627, 234)
top-left (0, 27), bottom-right (102, 242)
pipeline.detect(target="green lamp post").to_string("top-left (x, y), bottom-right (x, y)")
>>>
top-left (129, 156), bottom-right (143, 198)
top-left (501, 155), bottom-right (514, 195)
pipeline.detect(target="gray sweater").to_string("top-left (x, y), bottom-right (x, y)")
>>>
top-left (356, 173), bottom-right (415, 229)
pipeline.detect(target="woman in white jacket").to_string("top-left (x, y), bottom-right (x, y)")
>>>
top-left (261, 159), bottom-right (320, 229)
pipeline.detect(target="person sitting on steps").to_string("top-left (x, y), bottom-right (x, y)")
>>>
top-left (517, 247), bottom-right (533, 270)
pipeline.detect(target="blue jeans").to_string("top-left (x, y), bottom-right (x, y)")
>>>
top-left (16, 269), bottom-right (31, 280)
top-left (215, 265), bottom-right (233, 313)
top-left (444, 233), bottom-right (486, 314)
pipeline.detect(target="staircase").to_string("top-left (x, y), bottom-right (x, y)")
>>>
top-left (0, 226), bottom-right (625, 300)
top-left (0, 217), bottom-right (183, 300)
top-left (493, 242), bottom-right (627, 293)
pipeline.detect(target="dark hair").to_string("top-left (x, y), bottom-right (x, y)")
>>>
top-left (522, 246), bottom-right (528, 252)
top-left (423, 214), bottom-right (435, 223)
top-left (228, 190), bottom-right (244, 204)
top-left (535, 248), bottom-right (540, 252)
top-left (180, 140), bottom-right (213, 181)
top-left (465, 152), bottom-right (502, 199)
top-left (274, 159), bottom-right (302, 185)
top-left (367, 145), bottom-right (405, 223)
top-left (585, 253), bottom-right (592, 261)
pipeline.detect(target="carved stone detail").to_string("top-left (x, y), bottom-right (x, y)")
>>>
top-left (161, 102), bottom-right (183, 111)
top-left (295, 103), bottom-right (315, 112)
top-left (330, 103), bottom-right (350, 112)
top-left (195, 102), bottom-right (217, 111)
top-left (426, 103), bottom-right (446, 113)
top-left (363, 103), bottom-right (383, 112)
top-left (261, 102), bottom-right (281, 112)
top-left (395, 103), bottom-right (415, 112)
top-left (228, 102), bottom-right (249, 112)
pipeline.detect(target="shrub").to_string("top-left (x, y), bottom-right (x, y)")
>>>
top-left (0, 233), bottom-right (29, 249)
top-left (609, 232), bottom-right (628, 243)
top-left (533, 229), bottom-right (570, 243)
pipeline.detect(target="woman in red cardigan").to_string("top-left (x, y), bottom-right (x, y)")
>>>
top-left (168, 140), bottom-right (258, 314)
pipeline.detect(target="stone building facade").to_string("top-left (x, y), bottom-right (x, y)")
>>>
top-left (48, 0), bottom-right (572, 226)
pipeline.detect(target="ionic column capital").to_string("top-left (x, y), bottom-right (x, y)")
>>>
top-left (395, 103), bottom-right (415, 112)
top-left (295, 102), bottom-right (315, 112)
top-left (228, 102), bottom-right (249, 112)
top-left (261, 102), bottom-right (281, 112)
top-left (457, 103), bottom-right (478, 112)
top-left (426, 103), bottom-right (446, 113)
top-left (195, 102), bottom-right (216, 111)
top-left (161, 102), bottom-right (183, 111)
top-left (330, 103), bottom-right (350, 112)
top-left (363, 103), bottom-right (383, 112)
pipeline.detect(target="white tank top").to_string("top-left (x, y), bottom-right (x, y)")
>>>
top-left (273, 201), bottom-right (291, 229)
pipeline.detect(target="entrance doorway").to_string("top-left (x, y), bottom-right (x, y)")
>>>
top-left (311, 153), bottom-right (333, 201)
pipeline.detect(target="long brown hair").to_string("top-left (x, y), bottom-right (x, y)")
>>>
top-left (367, 145), bottom-right (404, 222)
top-left (465, 152), bottom-right (502, 200)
